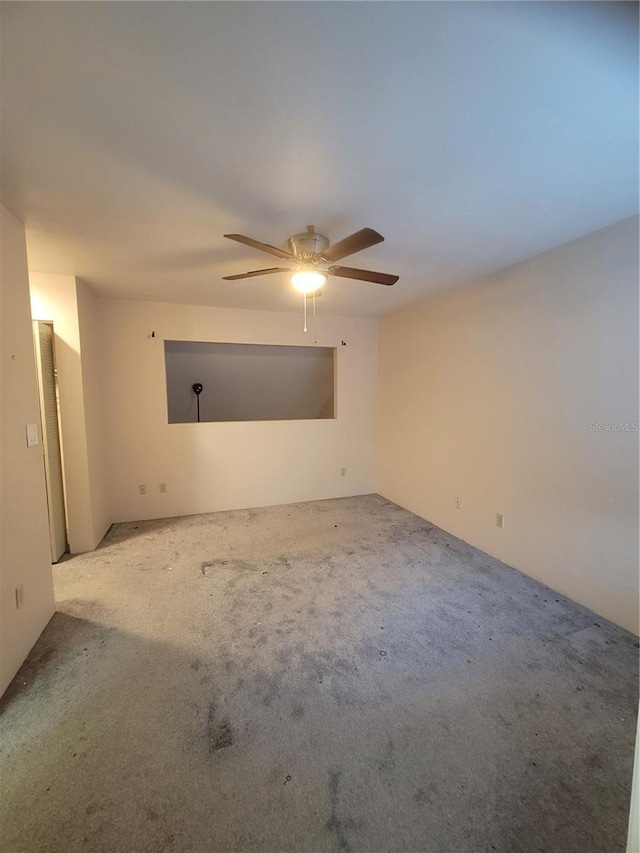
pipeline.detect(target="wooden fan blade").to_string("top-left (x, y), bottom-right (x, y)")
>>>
top-left (224, 234), bottom-right (295, 260)
top-left (323, 228), bottom-right (384, 262)
top-left (329, 265), bottom-right (398, 286)
top-left (222, 267), bottom-right (290, 281)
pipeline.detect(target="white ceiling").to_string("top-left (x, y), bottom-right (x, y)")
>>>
top-left (1, 2), bottom-right (637, 318)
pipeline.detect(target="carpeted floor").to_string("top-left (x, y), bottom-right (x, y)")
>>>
top-left (1, 494), bottom-right (638, 853)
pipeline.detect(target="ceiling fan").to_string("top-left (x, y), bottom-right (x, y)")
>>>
top-left (222, 225), bottom-right (399, 293)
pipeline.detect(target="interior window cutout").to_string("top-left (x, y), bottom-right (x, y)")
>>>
top-left (165, 340), bottom-right (336, 424)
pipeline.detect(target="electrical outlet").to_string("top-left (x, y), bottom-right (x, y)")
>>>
top-left (496, 512), bottom-right (505, 529)
top-left (15, 584), bottom-right (24, 610)
top-left (455, 496), bottom-right (462, 509)
top-left (340, 468), bottom-right (347, 477)
top-left (139, 484), bottom-right (147, 495)
top-left (159, 482), bottom-right (167, 493)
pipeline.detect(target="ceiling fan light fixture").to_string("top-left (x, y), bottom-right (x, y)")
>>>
top-left (291, 269), bottom-right (327, 293)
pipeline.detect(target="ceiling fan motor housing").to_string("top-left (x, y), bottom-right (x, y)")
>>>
top-left (288, 231), bottom-right (329, 263)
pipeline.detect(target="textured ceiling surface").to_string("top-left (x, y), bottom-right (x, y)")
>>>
top-left (1, 2), bottom-right (637, 317)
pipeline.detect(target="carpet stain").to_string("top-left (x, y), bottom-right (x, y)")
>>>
top-left (326, 771), bottom-right (353, 853)
top-left (378, 735), bottom-right (396, 775)
top-left (85, 802), bottom-right (109, 816)
top-left (201, 559), bottom-right (255, 576)
top-left (207, 704), bottom-right (234, 752)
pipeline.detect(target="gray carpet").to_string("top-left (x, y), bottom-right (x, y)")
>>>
top-left (1, 494), bottom-right (638, 853)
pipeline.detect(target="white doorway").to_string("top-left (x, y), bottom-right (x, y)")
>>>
top-left (33, 320), bottom-right (67, 562)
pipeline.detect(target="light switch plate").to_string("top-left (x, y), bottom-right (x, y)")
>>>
top-left (26, 424), bottom-right (39, 447)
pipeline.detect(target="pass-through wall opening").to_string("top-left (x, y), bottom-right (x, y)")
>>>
top-left (165, 340), bottom-right (336, 423)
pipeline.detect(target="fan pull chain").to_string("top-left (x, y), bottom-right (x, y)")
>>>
top-left (303, 292), bottom-right (307, 332)
top-left (313, 291), bottom-right (317, 343)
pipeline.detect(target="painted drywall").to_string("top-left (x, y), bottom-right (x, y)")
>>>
top-left (165, 341), bottom-right (334, 423)
top-left (0, 206), bottom-right (54, 695)
top-left (377, 216), bottom-right (639, 634)
top-left (628, 713), bottom-right (640, 852)
top-left (101, 300), bottom-right (377, 521)
top-left (76, 280), bottom-right (111, 546)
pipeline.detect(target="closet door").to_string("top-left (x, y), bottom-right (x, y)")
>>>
top-left (33, 321), bottom-right (67, 562)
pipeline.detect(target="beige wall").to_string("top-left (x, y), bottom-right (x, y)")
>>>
top-left (76, 280), bottom-right (111, 545)
top-left (628, 714), bottom-right (640, 853)
top-left (0, 207), bottom-right (54, 695)
top-left (101, 300), bottom-right (378, 521)
top-left (377, 217), bottom-right (639, 634)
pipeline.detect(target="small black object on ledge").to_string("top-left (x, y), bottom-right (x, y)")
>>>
top-left (192, 383), bottom-right (204, 422)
